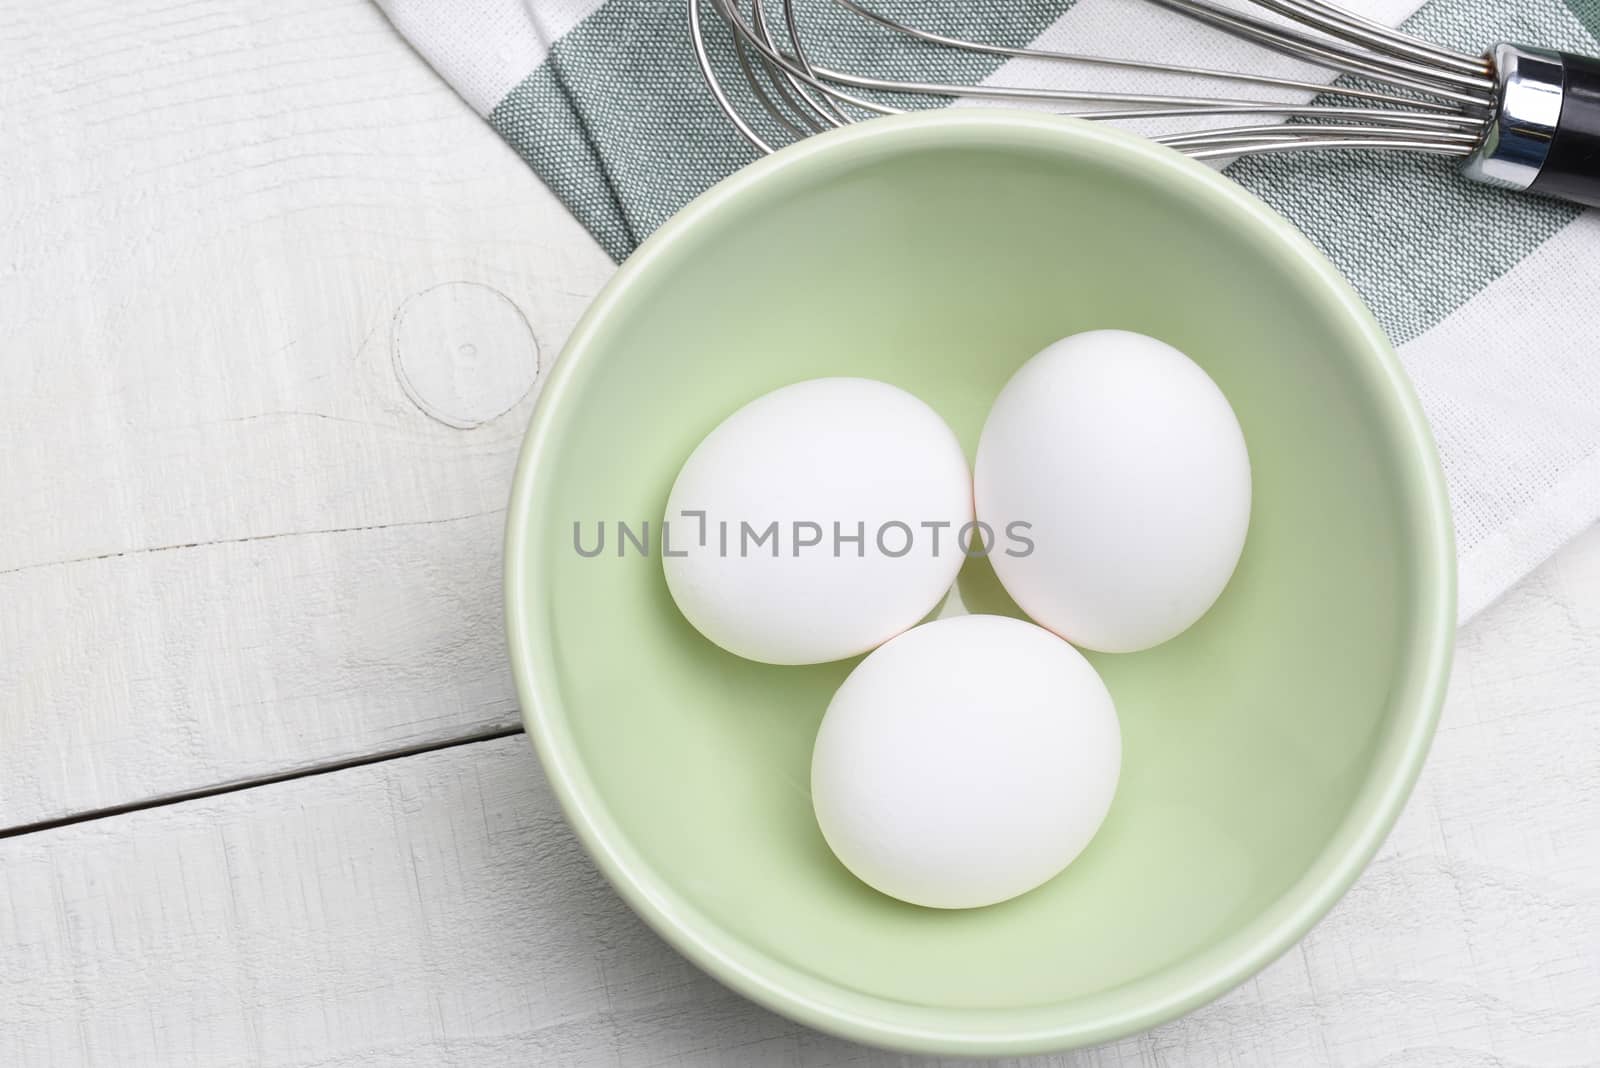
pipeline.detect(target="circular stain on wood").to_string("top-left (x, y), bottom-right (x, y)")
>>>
top-left (391, 282), bottom-right (541, 428)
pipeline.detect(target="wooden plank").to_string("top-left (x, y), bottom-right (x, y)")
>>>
top-left (0, 0), bottom-right (616, 826)
top-left (5, 526), bottom-right (1598, 1066)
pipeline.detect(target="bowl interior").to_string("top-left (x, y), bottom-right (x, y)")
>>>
top-left (507, 112), bottom-right (1452, 1052)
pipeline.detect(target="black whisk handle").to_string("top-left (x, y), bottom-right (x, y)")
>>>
top-left (1528, 52), bottom-right (1600, 208)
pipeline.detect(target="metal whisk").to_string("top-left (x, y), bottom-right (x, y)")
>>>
top-left (689, 0), bottom-right (1600, 206)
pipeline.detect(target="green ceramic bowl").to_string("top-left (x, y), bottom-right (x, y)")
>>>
top-left (505, 110), bottom-right (1455, 1056)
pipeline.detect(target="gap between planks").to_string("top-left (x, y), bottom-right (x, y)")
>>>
top-left (0, 724), bottom-right (527, 842)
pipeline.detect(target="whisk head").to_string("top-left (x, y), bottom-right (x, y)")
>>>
top-left (690, 0), bottom-right (1496, 162)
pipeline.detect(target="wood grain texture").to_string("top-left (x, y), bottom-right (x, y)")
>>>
top-left (5, 525), bottom-right (1597, 1067)
top-left (0, 0), bottom-right (616, 827)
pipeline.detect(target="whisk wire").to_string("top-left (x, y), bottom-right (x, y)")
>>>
top-left (1143, 0), bottom-right (1494, 103)
top-left (781, 0), bottom-right (853, 125)
top-left (694, 0), bottom-right (1498, 161)
top-left (1246, 0), bottom-right (1490, 74)
top-left (749, 0), bottom-right (844, 131)
top-left (691, 0), bottom-right (775, 151)
top-left (1181, 134), bottom-right (1478, 158)
top-left (830, 0), bottom-right (1467, 114)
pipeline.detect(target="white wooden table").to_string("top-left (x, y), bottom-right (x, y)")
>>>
top-left (3, 2), bottom-right (1598, 1064)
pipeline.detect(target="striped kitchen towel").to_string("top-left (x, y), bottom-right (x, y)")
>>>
top-left (377, 0), bottom-right (1600, 621)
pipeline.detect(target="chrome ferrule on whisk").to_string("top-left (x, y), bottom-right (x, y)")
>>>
top-left (1464, 43), bottom-right (1600, 205)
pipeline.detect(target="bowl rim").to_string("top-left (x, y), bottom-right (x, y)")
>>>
top-left (504, 108), bottom-right (1457, 1056)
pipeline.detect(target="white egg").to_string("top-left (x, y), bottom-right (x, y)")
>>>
top-left (663, 378), bottom-right (972, 665)
top-left (811, 614), bottom-right (1120, 909)
top-left (975, 330), bottom-right (1251, 653)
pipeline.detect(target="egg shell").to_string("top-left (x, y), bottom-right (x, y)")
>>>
top-left (811, 614), bottom-right (1121, 910)
top-left (975, 330), bottom-right (1251, 653)
top-left (663, 377), bottom-right (973, 665)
